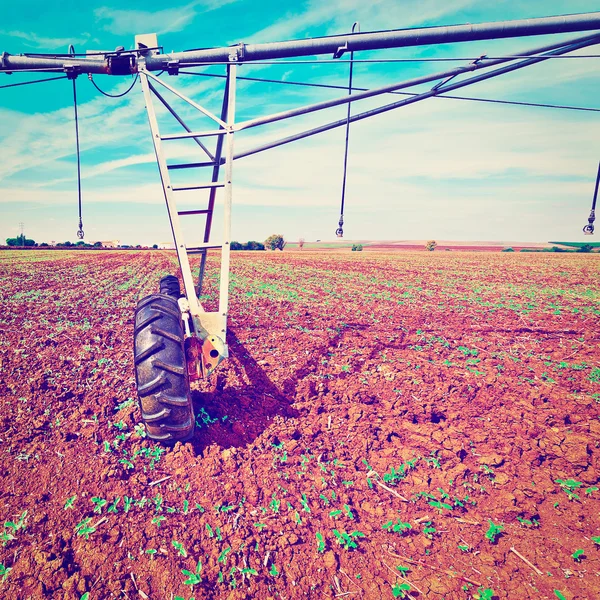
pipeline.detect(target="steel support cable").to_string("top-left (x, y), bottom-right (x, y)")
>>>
top-left (336, 22), bottom-right (359, 238)
top-left (88, 73), bottom-right (139, 97)
top-left (181, 71), bottom-right (600, 114)
top-left (69, 45), bottom-right (84, 240)
top-left (0, 75), bottom-right (67, 89)
top-left (177, 54), bottom-right (600, 66)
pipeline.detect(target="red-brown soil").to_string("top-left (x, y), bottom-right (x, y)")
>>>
top-left (0, 249), bottom-right (599, 600)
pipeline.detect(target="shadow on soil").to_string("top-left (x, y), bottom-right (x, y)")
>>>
top-left (189, 328), bottom-right (300, 455)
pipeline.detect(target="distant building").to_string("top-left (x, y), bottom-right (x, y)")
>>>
top-left (158, 242), bottom-right (175, 250)
top-left (91, 240), bottom-right (120, 248)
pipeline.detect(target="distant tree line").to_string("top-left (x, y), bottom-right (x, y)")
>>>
top-left (231, 241), bottom-right (265, 250)
top-left (6, 235), bottom-right (35, 246)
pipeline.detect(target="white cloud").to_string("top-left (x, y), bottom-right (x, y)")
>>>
top-left (0, 30), bottom-right (91, 50)
top-left (94, 0), bottom-right (238, 36)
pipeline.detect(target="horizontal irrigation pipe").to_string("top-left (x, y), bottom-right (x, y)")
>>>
top-left (233, 31), bottom-right (600, 132)
top-left (233, 32), bottom-right (600, 161)
top-left (146, 12), bottom-right (600, 67)
top-left (3, 12), bottom-right (600, 73)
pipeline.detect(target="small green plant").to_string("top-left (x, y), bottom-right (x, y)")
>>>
top-left (591, 536), bottom-right (600, 545)
top-left (182, 559), bottom-right (202, 586)
top-left (485, 520), bottom-right (504, 543)
top-left (0, 563), bottom-right (11, 583)
top-left (91, 497), bottom-right (107, 514)
top-left (572, 549), bottom-right (585, 562)
top-left (64, 495), bottom-right (77, 509)
top-left (392, 582), bottom-right (411, 597)
top-left (217, 547), bottom-right (231, 564)
top-left (556, 478), bottom-right (583, 500)
top-left (316, 532), bottom-right (326, 553)
top-left (351, 244), bottom-right (363, 252)
top-left (80, 593), bottom-right (90, 600)
top-left (474, 588), bottom-right (495, 600)
top-left (74, 517), bottom-right (96, 539)
top-left (554, 591), bottom-right (567, 600)
top-left (333, 529), bottom-right (365, 550)
top-left (269, 563), bottom-right (279, 576)
top-left (382, 520), bottom-right (412, 534)
top-left (151, 516), bottom-right (166, 528)
top-left (172, 541), bottom-right (188, 557)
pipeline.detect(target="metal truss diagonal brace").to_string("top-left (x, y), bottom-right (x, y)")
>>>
top-left (142, 69), bottom-right (227, 128)
top-left (234, 32), bottom-right (600, 161)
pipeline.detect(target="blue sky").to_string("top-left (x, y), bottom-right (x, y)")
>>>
top-left (1, 0), bottom-right (599, 245)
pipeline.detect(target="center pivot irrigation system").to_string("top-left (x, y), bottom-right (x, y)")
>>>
top-left (2, 12), bottom-right (600, 441)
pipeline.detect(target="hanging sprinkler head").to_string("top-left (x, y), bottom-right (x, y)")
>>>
top-left (584, 162), bottom-right (599, 235)
top-left (336, 215), bottom-right (344, 238)
top-left (583, 210), bottom-right (595, 235)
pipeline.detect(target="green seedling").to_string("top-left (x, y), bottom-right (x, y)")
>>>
top-left (107, 497), bottom-right (120, 513)
top-left (555, 479), bottom-right (583, 501)
top-left (75, 517), bottom-right (96, 539)
top-left (269, 563), bottom-right (279, 576)
top-left (254, 523), bottom-right (267, 531)
top-left (516, 516), bottom-right (539, 528)
top-left (392, 582), bottom-right (411, 598)
top-left (316, 532), bottom-right (326, 553)
top-left (458, 544), bottom-right (470, 552)
top-left (269, 494), bottom-right (281, 514)
top-left (300, 493), bottom-right (311, 512)
top-left (474, 588), bottom-right (495, 600)
top-left (91, 497), bottom-right (107, 514)
top-left (396, 565), bottom-right (410, 574)
top-left (382, 520), bottom-right (412, 535)
top-left (64, 495), bottom-right (77, 509)
top-left (182, 560), bottom-right (202, 586)
top-left (333, 529), bottom-right (365, 550)
top-left (0, 563), bottom-right (11, 583)
top-left (217, 548), bottom-right (231, 564)
top-left (554, 591), bottom-right (567, 600)
top-left (172, 541), bottom-right (188, 558)
top-left (429, 500), bottom-right (453, 512)
top-left (343, 504), bottom-right (354, 519)
top-left (485, 520), bottom-right (504, 543)
top-left (591, 536), bottom-right (600, 545)
top-left (572, 549), bottom-right (585, 562)
top-left (123, 496), bottom-right (133, 512)
top-left (80, 593), bottom-right (90, 600)
top-left (151, 516), bottom-right (166, 528)
top-left (239, 568), bottom-right (257, 576)
top-left (423, 524), bottom-right (437, 539)
top-left (330, 510), bottom-right (342, 519)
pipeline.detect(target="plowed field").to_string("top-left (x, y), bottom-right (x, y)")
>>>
top-left (0, 249), bottom-right (599, 600)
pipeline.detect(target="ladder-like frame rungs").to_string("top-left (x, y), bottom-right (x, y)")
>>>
top-left (167, 161), bottom-right (216, 170)
top-left (178, 209), bottom-right (211, 216)
top-left (172, 182), bottom-right (225, 191)
top-left (161, 129), bottom-right (227, 140)
top-left (187, 243), bottom-right (223, 254)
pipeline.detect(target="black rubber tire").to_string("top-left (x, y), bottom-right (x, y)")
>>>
top-left (133, 293), bottom-right (194, 442)
top-left (159, 275), bottom-right (181, 299)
